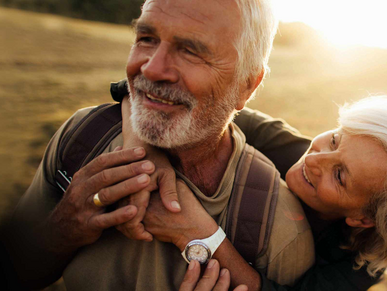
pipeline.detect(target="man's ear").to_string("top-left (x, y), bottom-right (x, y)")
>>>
top-left (236, 68), bottom-right (265, 110)
top-left (345, 216), bottom-right (375, 228)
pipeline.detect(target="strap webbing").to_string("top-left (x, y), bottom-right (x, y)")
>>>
top-left (226, 144), bottom-right (279, 265)
top-left (55, 103), bottom-right (122, 191)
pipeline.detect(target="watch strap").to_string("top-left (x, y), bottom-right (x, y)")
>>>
top-left (181, 226), bottom-right (226, 264)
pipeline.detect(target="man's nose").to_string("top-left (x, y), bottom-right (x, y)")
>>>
top-left (141, 43), bottom-right (179, 83)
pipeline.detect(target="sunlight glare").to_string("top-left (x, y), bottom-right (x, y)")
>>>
top-left (273, 0), bottom-right (387, 49)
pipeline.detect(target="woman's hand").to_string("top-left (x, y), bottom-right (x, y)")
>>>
top-left (179, 259), bottom-right (248, 291)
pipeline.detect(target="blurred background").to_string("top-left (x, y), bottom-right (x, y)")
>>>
top-left (1, 0), bottom-right (387, 290)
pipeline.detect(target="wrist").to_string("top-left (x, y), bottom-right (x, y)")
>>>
top-left (175, 222), bottom-right (219, 252)
top-left (181, 226), bottom-right (226, 264)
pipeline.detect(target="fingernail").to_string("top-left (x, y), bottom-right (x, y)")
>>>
top-left (114, 146), bottom-right (123, 152)
top-left (207, 259), bottom-right (216, 269)
top-left (134, 147), bottom-right (145, 156)
top-left (141, 161), bottom-right (154, 171)
top-left (137, 174), bottom-right (149, 184)
top-left (188, 260), bottom-right (196, 270)
top-left (220, 268), bottom-right (228, 277)
top-left (126, 206), bottom-right (135, 214)
top-left (171, 201), bottom-right (181, 211)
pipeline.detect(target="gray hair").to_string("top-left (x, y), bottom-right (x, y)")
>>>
top-left (234, 0), bottom-right (278, 85)
top-left (141, 0), bottom-right (278, 89)
top-left (339, 96), bottom-right (387, 276)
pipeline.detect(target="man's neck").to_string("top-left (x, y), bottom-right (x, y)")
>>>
top-left (166, 127), bottom-right (234, 197)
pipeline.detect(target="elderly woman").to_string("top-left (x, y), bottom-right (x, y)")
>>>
top-left (177, 95), bottom-right (387, 291)
top-left (121, 95), bottom-right (387, 291)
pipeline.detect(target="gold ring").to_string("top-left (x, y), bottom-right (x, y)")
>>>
top-left (93, 193), bottom-right (104, 207)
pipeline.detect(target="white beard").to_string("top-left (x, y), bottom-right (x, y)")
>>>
top-left (128, 75), bottom-right (239, 149)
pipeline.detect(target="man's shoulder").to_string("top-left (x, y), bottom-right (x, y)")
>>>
top-left (263, 179), bottom-right (313, 264)
top-left (260, 180), bottom-right (315, 285)
top-left (270, 180), bottom-right (312, 244)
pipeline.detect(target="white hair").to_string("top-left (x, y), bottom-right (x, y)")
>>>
top-left (339, 96), bottom-right (387, 150)
top-left (234, 0), bottom-right (278, 84)
top-left (339, 96), bottom-right (387, 276)
top-left (140, 0), bottom-right (278, 90)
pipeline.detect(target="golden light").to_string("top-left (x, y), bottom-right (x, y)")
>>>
top-left (273, 0), bottom-right (387, 49)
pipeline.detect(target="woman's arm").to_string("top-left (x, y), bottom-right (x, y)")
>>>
top-left (234, 108), bottom-right (311, 179)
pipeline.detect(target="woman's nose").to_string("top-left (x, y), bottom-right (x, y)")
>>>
top-left (141, 43), bottom-right (179, 83)
top-left (304, 152), bottom-right (333, 177)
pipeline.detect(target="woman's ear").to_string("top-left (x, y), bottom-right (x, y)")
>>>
top-left (345, 216), bottom-right (375, 228)
top-left (235, 68), bottom-right (265, 111)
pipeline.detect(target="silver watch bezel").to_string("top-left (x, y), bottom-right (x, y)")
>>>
top-left (184, 240), bottom-right (211, 264)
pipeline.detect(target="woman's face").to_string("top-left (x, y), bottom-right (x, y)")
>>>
top-left (286, 130), bottom-right (387, 221)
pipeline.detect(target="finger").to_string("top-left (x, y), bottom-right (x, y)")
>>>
top-left (79, 147), bottom-right (146, 179)
top-left (212, 269), bottom-right (231, 291)
top-left (117, 202), bottom-right (153, 241)
top-left (233, 285), bottom-right (248, 291)
top-left (87, 159), bottom-right (155, 203)
top-left (90, 173), bottom-right (151, 206)
top-left (116, 221), bottom-right (153, 241)
top-left (195, 259), bottom-right (220, 290)
top-left (158, 168), bottom-right (181, 213)
top-left (90, 205), bottom-right (137, 230)
top-left (179, 260), bottom-right (200, 291)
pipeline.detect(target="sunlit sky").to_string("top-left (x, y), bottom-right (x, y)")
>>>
top-left (273, 0), bottom-right (387, 49)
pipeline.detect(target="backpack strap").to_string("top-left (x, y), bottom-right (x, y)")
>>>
top-left (55, 103), bottom-right (122, 192)
top-left (54, 100), bottom-right (280, 270)
top-left (226, 144), bottom-right (280, 266)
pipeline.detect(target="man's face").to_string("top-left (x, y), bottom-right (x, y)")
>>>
top-left (126, 0), bottom-right (243, 149)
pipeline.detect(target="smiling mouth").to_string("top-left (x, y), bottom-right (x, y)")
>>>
top-left (302, 164), bottom-right (314, 187)
top-left (145, 92), bottom-right (178, 105)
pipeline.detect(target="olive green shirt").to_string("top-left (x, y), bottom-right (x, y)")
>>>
top-left (9, 106), bottom-right (314, 290)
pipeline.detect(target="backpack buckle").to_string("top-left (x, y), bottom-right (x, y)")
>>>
top-left (56, 170), bottom-right (72, 193)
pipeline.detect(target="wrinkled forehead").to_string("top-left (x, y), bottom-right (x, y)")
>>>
top-left (140, 0), bottom-right (241, 40)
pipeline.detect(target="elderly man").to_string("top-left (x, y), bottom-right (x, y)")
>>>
top-left (6, 0), bottom-right (314, 290)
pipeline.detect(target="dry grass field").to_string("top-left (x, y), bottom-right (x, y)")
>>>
top-left (1, 7), bottom-right (387, 290)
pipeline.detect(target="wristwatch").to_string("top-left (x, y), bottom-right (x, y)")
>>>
top-left (181, 226), bottom-right (226, 264)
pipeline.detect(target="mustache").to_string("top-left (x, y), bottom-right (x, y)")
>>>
top-left (132, 75), bottom-right (197, 110)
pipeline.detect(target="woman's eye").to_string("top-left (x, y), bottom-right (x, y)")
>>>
top-left (336, 168), bottom-right (343, 186)
top-left (330, 133), bottom-right (340, 149)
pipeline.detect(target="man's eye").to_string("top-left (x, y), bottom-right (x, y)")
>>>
top-left (184, 48), bottom-right (197, 56)
top-left (136, 37), bottom-right (156, 45)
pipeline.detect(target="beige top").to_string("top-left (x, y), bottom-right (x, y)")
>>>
top-left (10, 107), bottom-right (314, 290)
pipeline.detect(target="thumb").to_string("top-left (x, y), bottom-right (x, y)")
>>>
top-left (158, 168), bottom-right (181, 213)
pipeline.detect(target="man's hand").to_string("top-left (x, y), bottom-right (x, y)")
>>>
top-left (143, 180), bottom-right (219, 251)
top-left (45, 147), bottom-right (154, 251)
top-left (116, 96), bottom-right (181, 241)
top-left (179, 260), bottom-right (248, 291)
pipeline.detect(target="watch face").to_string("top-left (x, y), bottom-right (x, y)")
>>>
top-left (185, 241), bottom-right (211, 264)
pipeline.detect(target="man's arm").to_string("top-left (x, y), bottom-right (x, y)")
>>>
top-left (143, 181), bottom-right (264, 290)
top-left (4, 109), bottom-right (154, 288)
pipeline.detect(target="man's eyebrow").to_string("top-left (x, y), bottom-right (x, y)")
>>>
top-left (174, 36), bottom-right (212, 55)
top-left (133, 21), bottom-right (157, 35)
